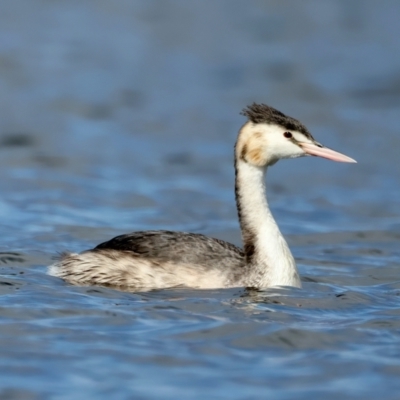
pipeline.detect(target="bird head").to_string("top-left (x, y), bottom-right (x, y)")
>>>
top-left (237, 103), bottom-right (356, 167)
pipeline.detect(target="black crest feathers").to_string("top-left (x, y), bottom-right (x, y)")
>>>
top-left (241, 103), bottom-right (313, 139)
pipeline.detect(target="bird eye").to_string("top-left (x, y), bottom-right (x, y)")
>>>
top-left (284, 132), bottom-right (292, 138)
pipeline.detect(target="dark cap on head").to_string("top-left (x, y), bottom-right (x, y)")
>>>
top-left (241, 103), bottom-right (314, 140)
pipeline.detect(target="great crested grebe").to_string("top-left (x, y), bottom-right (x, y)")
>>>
top-left (49, 103), bottom-right (356, 291)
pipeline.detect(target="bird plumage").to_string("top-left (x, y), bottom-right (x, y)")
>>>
top-left (49, 103), bottom-right (356, 291)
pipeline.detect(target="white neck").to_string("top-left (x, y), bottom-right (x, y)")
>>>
top-left (235, 159), bottom-right (301, 288)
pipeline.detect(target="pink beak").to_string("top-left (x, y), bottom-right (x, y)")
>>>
top-left (299, 142), bottom-right (357, 163)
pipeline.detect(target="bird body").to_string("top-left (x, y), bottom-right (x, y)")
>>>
top-left (49, 231), bottom-right (244, 289)
top-left (49, 103), bottom-right (356, 291)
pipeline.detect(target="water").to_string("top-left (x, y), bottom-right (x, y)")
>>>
top-left (0, 1), bottom-right (400, 398)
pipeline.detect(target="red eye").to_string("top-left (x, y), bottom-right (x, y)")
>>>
top-left (284, 132), bottom-right (292, 138)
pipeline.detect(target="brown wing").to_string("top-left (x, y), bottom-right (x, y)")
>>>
top-left (94, 230), bottom-right (244, 268)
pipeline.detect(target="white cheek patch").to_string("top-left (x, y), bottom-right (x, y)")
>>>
top-left (291, 131), bottom-right (313, 144)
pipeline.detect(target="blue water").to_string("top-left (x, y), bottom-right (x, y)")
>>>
top-left (0, 1), bottom-right (400, 398)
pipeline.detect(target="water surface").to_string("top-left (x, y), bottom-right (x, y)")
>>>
top-left (0, 1), bottom-right (399, 398)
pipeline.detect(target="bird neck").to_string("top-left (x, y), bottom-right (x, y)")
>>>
top-left (234, 158), bottom-right (301, 288)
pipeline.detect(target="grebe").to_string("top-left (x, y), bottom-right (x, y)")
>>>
top-left (49, 103), bottom-right (356, 291)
